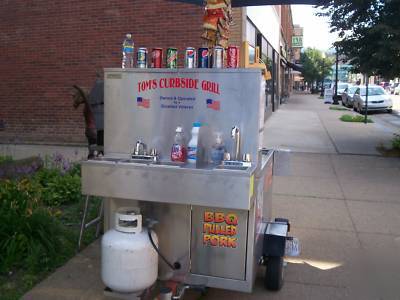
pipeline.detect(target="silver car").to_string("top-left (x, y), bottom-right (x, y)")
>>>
top-left (337, 82), bottom-right (349, 95)
top-left (341, 86), bottom-right (358, 107)
top-left (353, 85), bottom-right (393, 114)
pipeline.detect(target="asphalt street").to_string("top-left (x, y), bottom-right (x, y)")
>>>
top-left (370, 94), bottom-right (400, 133)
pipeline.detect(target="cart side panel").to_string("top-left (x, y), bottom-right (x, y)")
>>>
top-left (190, 206), bottom-right (248, 280)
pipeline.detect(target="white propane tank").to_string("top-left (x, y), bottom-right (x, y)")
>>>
top-left (101, 208), bottom-right (158, 294)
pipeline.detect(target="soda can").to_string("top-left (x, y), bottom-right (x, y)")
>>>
top-left (212, 46), bottom-right (224, 68)
top-left (166, 47), bottom-right (178, 69)
top-left (185, 47), bottom-right (197, 68)
top-left (137, 47), bottom-right (148, 68)
top-left (197, 47), bottom-right (210, 68)
top-left (151, 48), bottom-right (163, 68)
top-left (227, 45), bottom-right (240, 68)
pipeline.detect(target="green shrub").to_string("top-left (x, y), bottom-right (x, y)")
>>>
top-left (0, 180), bottom-right (71, 274)
top-left (393, 134), bottom-right (400, 150)
top-left (340, 114), bottom-right (373, 123)
top-left (32, 164), bottom-right (82, 206)
top-left (0, 156), bottom-right (13, 164)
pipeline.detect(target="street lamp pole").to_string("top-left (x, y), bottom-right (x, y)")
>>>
top-left (333, 45), bottom-right (339, 104)
top-left (364, 74), bottom-right (369, 124)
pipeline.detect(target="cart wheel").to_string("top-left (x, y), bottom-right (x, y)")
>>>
top-left (264, 256), bottom-right (284, 291)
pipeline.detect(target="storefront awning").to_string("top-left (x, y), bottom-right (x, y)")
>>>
top-left (286, 61), bottom-right (304, 72)
top-left (170, 0), bottom-right (317, 7)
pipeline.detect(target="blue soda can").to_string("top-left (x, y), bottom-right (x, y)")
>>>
top-left (137, 47), bottom-right (147, 68)
top-left (198, 47), bottom-right (210, 68)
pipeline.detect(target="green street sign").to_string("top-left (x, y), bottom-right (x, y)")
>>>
top-left (292, 36), bottom-right (303, 48)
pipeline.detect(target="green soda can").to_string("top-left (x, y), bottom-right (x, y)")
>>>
top-left (166, 48), bottom-right (178, 68)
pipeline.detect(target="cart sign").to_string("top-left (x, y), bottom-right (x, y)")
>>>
top-left (203, 211), bottom-right (238, 248)
top-left (292, 36), bottom-right (303, 48)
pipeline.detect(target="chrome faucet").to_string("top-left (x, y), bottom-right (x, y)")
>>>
top-left (231, 126), bottom-right (241, 161)
top-left (134, 140), bottom-right (147, 156)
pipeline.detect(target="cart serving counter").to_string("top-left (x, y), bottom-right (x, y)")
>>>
top-left (81, 68), bottom-right (297, 298)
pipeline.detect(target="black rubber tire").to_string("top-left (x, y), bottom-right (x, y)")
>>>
top-left (264, 256), bottom-right (284, 291)
top-left (387, 109), bottom-right (393, 113)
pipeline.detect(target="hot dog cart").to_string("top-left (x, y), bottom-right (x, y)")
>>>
top-left (81, 68), bottom-right (296, 298)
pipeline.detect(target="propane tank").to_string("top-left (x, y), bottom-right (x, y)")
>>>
top-left (101, 208), bottom-right (158, 293)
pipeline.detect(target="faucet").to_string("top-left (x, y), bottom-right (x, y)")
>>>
top-left (231, 126), bottom-right (241, 161)
top-left (134, 140), bottom-right (147, 155)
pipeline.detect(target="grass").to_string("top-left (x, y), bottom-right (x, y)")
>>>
top-left (330, 106), bottom-right (349, 111)
top-left (340, 114), bottom-right (373, 123)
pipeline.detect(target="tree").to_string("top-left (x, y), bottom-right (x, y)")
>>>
top-left (300, 48), bottom-right (333, 92)
top-left (317, 0), bottom-right (400, 78)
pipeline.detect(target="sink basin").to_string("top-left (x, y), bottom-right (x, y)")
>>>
top-left (215, 165), bottom-right (249, 171)
top-left (121, 159), bottom-right (153, 164)
top-left (93, 157), bottom-right (123, 163)
top-left (215, 160), bottom-right (251, 171)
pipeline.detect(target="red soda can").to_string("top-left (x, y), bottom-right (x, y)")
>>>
top-left (151, 48), bottom-right (163, 68)
top-left (227, 45), bottom-right (240, 68)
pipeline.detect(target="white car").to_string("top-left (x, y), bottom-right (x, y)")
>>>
top-left (352, 85), bottom-right (393, 114)
top-left (341, 85), bottom-right (358, 107)
top-left (337, 82), bottom-right (349, 95)
top-left (395, 85), bottom-right (400, 95)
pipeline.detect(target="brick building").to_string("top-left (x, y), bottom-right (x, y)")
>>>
top-left (0, 1), bottom-right (295, 159)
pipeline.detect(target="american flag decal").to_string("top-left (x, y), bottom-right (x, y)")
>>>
top-left (137, 97), bottom-right (150, 108)
top-left (206, 99), bottom-right (220, 111)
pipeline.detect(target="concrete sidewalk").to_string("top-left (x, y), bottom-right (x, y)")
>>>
top-left (24, 93), bottom-right (400, 300)
top-left (264, 93), bottom-right (397, 155)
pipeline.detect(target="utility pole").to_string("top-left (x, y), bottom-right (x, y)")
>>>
top-left (364, 74), bottom-right (369, 124)
top-left (333, 46), bottom-right (339, 105)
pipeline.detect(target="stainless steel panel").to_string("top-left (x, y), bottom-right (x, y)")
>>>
top-left (190, 206), bottom-right (248, 280)
top-left (103, 69), bottom-right (265, 165)
top-left (82, 161), bottom-right (253, 210)
top-left (137, 202), bottom-right (191, 281)
top-left (186, 273), bottom-right (253, 293)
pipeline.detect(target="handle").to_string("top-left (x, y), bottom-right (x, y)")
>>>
top-left (115, 209), bottom-right (142, 233)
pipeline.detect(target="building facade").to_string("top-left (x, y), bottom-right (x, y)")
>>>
top-left (0, 1), bottom-right (295, 159)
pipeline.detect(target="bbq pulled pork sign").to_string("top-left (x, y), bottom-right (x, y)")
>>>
top-left (202, 211), bottom-right (239, 248)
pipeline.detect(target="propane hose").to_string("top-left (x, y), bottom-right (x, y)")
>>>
top-left (148, 229), bottom-right (181, 270)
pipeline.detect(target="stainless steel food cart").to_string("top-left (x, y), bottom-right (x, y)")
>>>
top-left (81, 68), bottom-right (295, 297)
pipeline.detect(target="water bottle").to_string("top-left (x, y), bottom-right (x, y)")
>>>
top-left (122, 33), bottom-right (134, 68)
top-left (171, 126), bottom-right (187, 162)
top-left (210, 132), bottom-right (225, 165)
top-left (187, 122), bottom-right (201, 164)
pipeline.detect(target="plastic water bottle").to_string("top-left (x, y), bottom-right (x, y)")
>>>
top-left (122, 33), bottom-right (134, 68)
top-left (171, 126), bottom-right (187, 162)
top-left (210, 132), bottom-right (225, 165)
top-left (187, 122), bottom-right (201, 164)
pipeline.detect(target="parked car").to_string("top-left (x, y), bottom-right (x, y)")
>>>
top-left (379, 81), bottom-right (390, 91)
top-left (337, 82), bottom-right (349, 95)
top-left (353, 85), bottom-right (393, 114)
top-left (393, 84), bottom-right (400, 95)
top-left (389, 82), bottom-right (399, 94)
top-left (341, 85), bottom-right (358, 107)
